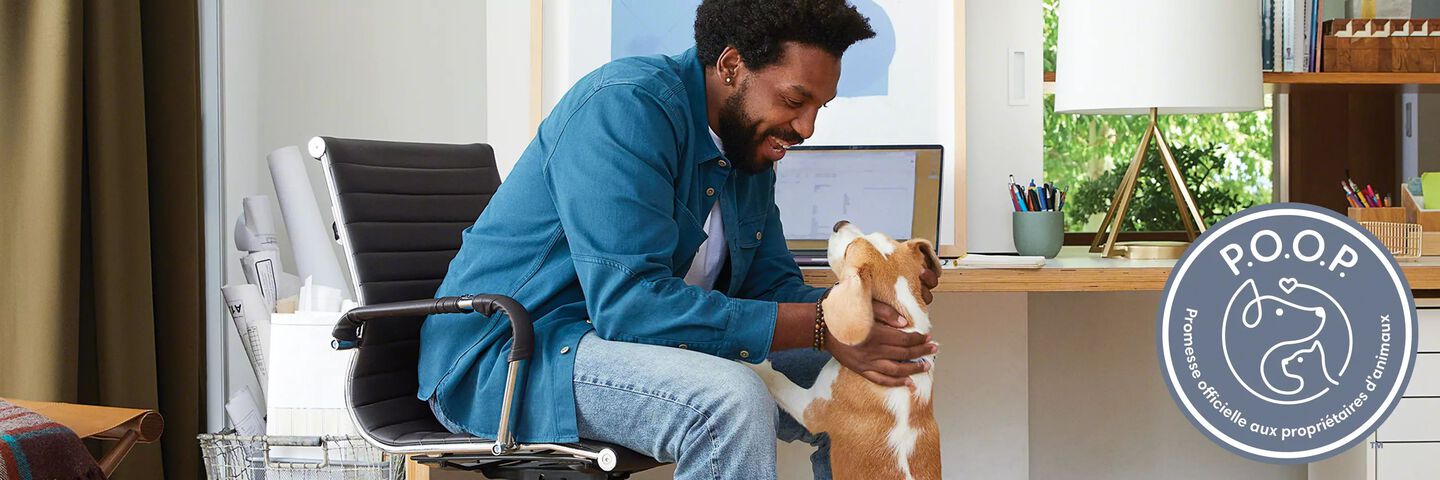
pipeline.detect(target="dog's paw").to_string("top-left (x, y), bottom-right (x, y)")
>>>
top-left (747, 361), bottom-right (788, 392)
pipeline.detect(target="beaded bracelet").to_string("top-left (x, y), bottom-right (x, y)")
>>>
top-left (814, 287), bottom-right (833, 351)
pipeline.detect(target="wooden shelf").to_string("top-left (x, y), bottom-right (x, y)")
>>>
top-left (803, 246), bottom-right (1440, 292)
top-left (1042, 71), bottom-right (1440, 86)
top-left (1264, 72), bottom-right (1440, 85)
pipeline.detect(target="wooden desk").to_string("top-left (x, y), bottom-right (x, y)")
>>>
top-left (803, 245), bottom-right (1440, 292)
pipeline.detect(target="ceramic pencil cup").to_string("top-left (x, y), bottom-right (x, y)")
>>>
top-left (1012, 211), bottom-right (1065, 258)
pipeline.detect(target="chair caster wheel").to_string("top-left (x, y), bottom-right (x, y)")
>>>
top-left (597, 448), bottom-right (617, 471)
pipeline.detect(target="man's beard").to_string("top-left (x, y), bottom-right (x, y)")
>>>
top-left (715, 78), bottom-right (802, 174)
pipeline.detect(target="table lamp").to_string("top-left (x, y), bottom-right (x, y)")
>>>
top-left (1055, 0), bottom-right (1263, 259)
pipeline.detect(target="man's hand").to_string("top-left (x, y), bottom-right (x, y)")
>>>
top-left (826, 300), bottom-right (936, 387)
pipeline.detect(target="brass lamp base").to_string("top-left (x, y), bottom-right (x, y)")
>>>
top-left (1090, 107), bottom-right (1208, 259)
top-left (1107, 241), bottom-right (1191, 260)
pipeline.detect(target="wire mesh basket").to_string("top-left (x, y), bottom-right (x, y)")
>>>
top-left (1360, 221), bottom-right (1423, 260)
top-left (198, 431), bottom-right (405, 480)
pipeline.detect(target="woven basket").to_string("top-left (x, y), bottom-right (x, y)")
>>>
top-left (1360, 221), bottom-right (1422, 260)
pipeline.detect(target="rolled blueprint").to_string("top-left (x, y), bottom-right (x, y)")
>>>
top-left (240, 250), bottom-right (281, 312)
top-left (222, 284), bottom-right (271, 391)
top-left (234, 195), bottom-right (280, 253)
top-left (267, 145), bottom-right (350, 299)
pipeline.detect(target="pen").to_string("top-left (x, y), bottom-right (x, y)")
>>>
top-left (1013, 175), bottom-right (1025, 210)
top-left (1343, 182), bottom-right (1366, 207)
top-left (1347, 175), bottom-right (1368, 206)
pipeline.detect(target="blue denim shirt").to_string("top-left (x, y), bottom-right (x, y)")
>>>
top-left (419, 48), bottom-right (825, 443)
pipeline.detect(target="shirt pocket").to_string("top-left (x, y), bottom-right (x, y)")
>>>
top-left (727, 214), bottom-right (768, 291)
top-left (737, 213), bottom-right (767, 249)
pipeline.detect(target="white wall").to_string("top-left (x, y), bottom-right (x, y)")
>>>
top-left (217, 0), bottom-right (487, 410)
top-left (485, 1), bottom-right (536, 177)
top-left (965, 0), bottom-right (1044, 253)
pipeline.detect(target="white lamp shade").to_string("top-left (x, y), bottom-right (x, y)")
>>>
top-left (1054, 0), bottom-right (1263, 115)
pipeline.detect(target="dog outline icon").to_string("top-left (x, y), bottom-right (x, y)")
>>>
top-left (1222, 278), bottom-right (1353, 405)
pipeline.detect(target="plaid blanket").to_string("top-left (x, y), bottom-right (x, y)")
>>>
top-left (0, 400), bottom-right (103, 480)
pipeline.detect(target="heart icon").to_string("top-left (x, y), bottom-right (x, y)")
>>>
top-left (1279, 278), bottom-right (1299, 294)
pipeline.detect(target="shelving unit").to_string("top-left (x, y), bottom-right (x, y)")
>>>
top-left (1264, 72), bottom-right (1440, 85)
top-left (1044, 71), bottom-right (1440, 86)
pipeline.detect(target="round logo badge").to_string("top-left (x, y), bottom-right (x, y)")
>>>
top-left (1159, 203), bottom-right (1418, 463)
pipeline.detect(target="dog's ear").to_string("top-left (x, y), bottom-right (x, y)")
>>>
top-left (823, 264), bottom-right (875, 346)
top-left (906, 238), bottom-right (943, 279)
top-left (1228, 278), bottom-right (1265, 328)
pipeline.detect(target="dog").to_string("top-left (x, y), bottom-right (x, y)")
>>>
top-left (752, 221), bottom-right (943, 480)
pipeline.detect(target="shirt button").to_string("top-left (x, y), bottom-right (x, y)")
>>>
top-left (755, 231), bottom-right (763, 240)
top-left (561, 346), bottom-right (571, 354)
top-left (718, 159), bottom-right (729, 167)
top-left (677, 344), bottom-right (688, 350)
top-left (706, 187), bottom-right (716, 197)
top-left (739, 350), bottom-right (750, 359)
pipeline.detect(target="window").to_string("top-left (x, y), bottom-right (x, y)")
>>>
top-left (1043, 0), bottom-right (1273, 236)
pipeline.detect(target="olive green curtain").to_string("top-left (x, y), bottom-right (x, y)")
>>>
top-left (0, 0), bottom-right (205, 478)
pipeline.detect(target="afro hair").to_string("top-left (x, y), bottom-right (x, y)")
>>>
top-left (694, 0), bottom-right (876, 70)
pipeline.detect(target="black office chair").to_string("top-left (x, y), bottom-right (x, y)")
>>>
top-left (309, 136), bottom-right (663, 479)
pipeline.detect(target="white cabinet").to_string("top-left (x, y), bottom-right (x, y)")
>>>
top-left (1402, 354), bottom-right (1440, 397)
top-left (1309, 304), bottom-right (1440, 479)
top-left (1377, 398), bottom-right (1440, 442)
top-left (1376, 443), bottom-right (1440, 480)
top-left (1419, 312), bottom-right (1440, 353)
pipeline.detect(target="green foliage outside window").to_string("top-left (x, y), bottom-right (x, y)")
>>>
top-left (1043, 0), bottom-right (1273, 232)
top-left (1064, 142), bottom-right (1267, 231)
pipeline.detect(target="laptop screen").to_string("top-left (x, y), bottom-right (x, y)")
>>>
top-left (774, 145), bottom-right (943, 251)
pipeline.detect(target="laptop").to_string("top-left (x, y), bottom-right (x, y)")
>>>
top-left (774, 145), bottom-right (944, 267)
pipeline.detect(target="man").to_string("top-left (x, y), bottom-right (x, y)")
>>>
top-left (421, 1), bottom-right (938, 478)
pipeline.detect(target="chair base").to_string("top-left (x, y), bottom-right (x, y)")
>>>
top-left (414, 452), bottom-right (644, 479)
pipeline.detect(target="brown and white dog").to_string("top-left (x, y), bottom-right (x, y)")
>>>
top-left (753, 221), bottom-right (942, 480)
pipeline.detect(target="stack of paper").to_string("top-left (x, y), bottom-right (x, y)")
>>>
top-left (948, 254), bottom-right (1047, 269)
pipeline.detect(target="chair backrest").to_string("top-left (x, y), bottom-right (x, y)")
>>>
top-left (310, 136), bottom-right (501, 443)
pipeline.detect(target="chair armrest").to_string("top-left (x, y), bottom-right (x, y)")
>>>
top-left (331, 294), bottom-right (535, 454)
top-left (331, 294), bottom-right (533, 361)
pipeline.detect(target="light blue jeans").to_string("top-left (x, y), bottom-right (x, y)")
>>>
top-left (431, 332), bottom-right (833, 479)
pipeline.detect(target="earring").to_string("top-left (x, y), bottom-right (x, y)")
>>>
top-left (724, 76), bottom-right (733, 85)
